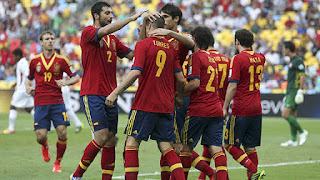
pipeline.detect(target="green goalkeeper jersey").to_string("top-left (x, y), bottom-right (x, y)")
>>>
top-left (286, 55), bottom-right (305, 94)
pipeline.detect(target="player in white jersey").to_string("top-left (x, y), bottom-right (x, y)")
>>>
top-left (1, 48), bottom-right (34, 134)
top-left (61, 72), bottom-right (84, 133)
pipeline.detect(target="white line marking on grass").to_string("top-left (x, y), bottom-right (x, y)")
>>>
top-left (112, 160), bottom-right (320, 179)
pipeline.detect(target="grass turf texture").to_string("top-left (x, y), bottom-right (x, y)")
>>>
top-left (0, 112), bottom-right (319, 180)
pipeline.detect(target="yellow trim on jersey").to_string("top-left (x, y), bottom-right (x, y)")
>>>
top-left (79, 161), bottom-right (88, 170)
top-left (83, 95), bottom-right (95, 133)
top-left (103, 35), bottom-right (110, 48)
top-left (168, 38), bottom-right (175, 42)
top-left (202, 157), bottom-right (211, 162)
top-left (126, 110), bottom-right (137, 136)
top-left (125, 167), bottom-right (139, 172)
top-left (229, 115), bottom-right (236, 145)
top-left (169, 163), bottom-right (183, 172)
top-left (182, 116), bottom-right (190, 144)
top-left (56, 54), bottom-right (71, 66)
top-left (102, 169), bottom-right (113, 175)
top-left (173, 111), bottom-right (181, 143)
top-left (230, 56), bottom-right (235, 68)
top-left (237, 154), bottom-right (247, 163)
top-left (191, 156), bottom-right (202, 167)
top-left (40, 52), bottom-right (56, 71)
top-left (216, 166), bottom-right (228, 171)
top-left (29, 54), bottom-right (41, 65)
top-left (243, 50), bottom-right (254, 55)
top-left (161, 166), bottom-right (170, 172)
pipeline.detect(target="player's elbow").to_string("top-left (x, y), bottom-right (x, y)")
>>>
top-left (74, 74), bottom-right (80, 83)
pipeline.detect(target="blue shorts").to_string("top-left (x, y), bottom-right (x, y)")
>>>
top-left (182, 116), bottom-right (224, 147)
top-left (81, 95), bottom-right (118, 134)
top-left (34, 103), bottom-right (70, 131)
top-left (124, 110), bottom-right (175, 142)
top-left (174, 97), bottom-right (190, 143)
top-left (224, 115), bottom-right (262, 147)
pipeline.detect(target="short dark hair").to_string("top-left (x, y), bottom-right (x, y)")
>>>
top-left (12, 48), bottom-right (23, 57)
top-left (91, 1), bottom-right (111, 23)
top-left (39, 30), bottom-right (55, 41)
top-left (235, 29), bottom-right (254, 48)
top-left (191, 26), bottom-right (213, 50)
top-left (283, 41), bottom-right (296, 52)
top-left (160, 3), bottom-right (182, 25)
top-left (146, 16), bottom-right (165, 29)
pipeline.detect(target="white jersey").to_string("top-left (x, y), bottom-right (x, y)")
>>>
top-left (15, 57), bottom-right (29, 92)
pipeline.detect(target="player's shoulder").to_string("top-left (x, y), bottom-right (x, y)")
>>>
top-left (29, 54), bottom-right (41, 64)
top-left (56, 53), bottom-right (71, 65)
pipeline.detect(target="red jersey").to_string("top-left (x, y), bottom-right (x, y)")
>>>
top-left (28, 52), bottom-right (76, 106)
top-left (187, 50), bottom-right (223, 117)
top-left (80, 26), bottom-right (131, 97)
top-left (208, 49), bottom-right (230, 105)
top-left (228, 49), bottom-right (265, 117)
top-left (165, 31), bottom-right (190, 66)
top-left (131, 36), bottom-right (181, 113)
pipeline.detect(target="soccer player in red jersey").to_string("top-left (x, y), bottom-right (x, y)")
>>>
top-left (106, 16), bottom-right (186, 180)
top-left (179, 26), bottom-right (228, 180)
top-left (70, 2), bottom-right (147, 180)
top-left (25, 30), bottom-right (80, 173)
top-left (198, 40), bottom-right (231, 180)
top-left (222, 29), bottom-right (266, 180)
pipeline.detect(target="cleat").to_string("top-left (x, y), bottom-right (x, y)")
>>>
top-left (0, 128), bottom-right (15, 134)
top-left (280, 140), bottom-right (298, 147)
top-left (41, 144), bottom-right (51, 162)
top-left (75, 124), bottom-right (84, 133)
top-left (251, 169), bottom-right (266, 180)
top-left (70, 173), bottom-right (82, 180)
top-left (52, 164), bottom-right (62, 173)
top-left (299, 130), bottom-right (308, 145)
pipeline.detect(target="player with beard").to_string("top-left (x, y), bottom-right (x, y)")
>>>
top-left (70, 2), bottom-right (147, 180)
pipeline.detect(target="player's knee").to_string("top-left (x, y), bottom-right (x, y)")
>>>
top-left (105, 135), bottom-right (117, 147)
top-left (281, 111), bottom-right (288, 119)
top-left (10, 105), bottom-right (16, 110)
top-left (36, 135), bottom-right (46, 144)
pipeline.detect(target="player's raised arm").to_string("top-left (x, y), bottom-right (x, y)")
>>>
top-left (96, 9), bottom-right (148, 40)
top-left (139, 12), bottom-right (162, 41)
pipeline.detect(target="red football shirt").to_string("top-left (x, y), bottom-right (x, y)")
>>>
top-left (80, 26), bottom-right (131, 97)
top-left (165, 31), bottom-right (190, 66)
top-left (131, 36), bottom-right (181, 113)
top-left (208, 49), bottom-right (230, 105)
top-left (228, 49), bottom-right (265, 117)
top-left (187, 50), bottom-right (223, 117)
top-left (28, 52), bottom-right (76, 106)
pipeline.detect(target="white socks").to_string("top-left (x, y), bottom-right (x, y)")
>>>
top-left (8, 109), bottom-right (17, 131)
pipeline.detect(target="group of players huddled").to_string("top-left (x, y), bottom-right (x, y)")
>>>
top-left (3, 1), bottom-right (309, 180)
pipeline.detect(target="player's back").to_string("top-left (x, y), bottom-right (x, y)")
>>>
top-left (131, 36), bottom-right (179, 114)
top-left (208, 49), bottom-right (230, 104)
top-left (229, 50), bottom-right (265, 116)
top-left (187, 50), bottom-right (222, 117)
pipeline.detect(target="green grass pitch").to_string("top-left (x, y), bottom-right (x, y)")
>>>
top-left (0, 112), bottom-right (319, 180)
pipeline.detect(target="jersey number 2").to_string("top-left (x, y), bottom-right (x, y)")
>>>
top-left (206, 65), bottom-right (216, 92)
top-left (156, 50), bottom-right (166, 77)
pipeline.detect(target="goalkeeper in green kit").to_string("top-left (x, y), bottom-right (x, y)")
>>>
top-left (281, 41), bottom-right (308, 147)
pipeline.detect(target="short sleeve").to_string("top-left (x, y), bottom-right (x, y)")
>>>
top-left (27, 59), bottom-right (35, 80)
top-left (61, 57), bottom-right (77, 77)
top-left (81, 26), bottom-right (100, 43)
top-left (174, 53), bottom-right (182, 73)
top-left (21, 60), bottom-right (30, 76)
top-left (131, 41), bottom-right (146, 71)
top-left (187, 53), bottom-right (201, 81)
top-left (228, 55), bottom-right (241, 83)
top-left (294, 60), bottom-right (305, 73)
top-left (113, 36), bottom-right (132, 58)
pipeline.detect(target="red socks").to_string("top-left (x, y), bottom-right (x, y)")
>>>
top-left (54, 138), bottom-right (67, 165)
top-left (160, 155), bottom-right (170, 180)
top-left (73, 140), bottom-right (102, 177)
top-left (101, 146), bottom-right (115, 180)
top-left (163, 147), bottom-right (185, 180)
top-left (246, 149), bottom-right (258, 180)
top-left (191, 150), bottom-right (214, 178)
top-left (213, 151), bottom-right (228, 180)
top-left (179, 151), bottom-right (193, 179)
top-left (226, 145), bottom-right (257, 174)
top-left (124, 146), bottom-right (139, 180)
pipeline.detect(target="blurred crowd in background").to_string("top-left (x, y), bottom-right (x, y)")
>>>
top-left (0, 0), bottom-right (319, 93)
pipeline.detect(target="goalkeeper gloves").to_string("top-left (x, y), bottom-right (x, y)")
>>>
top-left (295, 89), bottom-right (304, 104)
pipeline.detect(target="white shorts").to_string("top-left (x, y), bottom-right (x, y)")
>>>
top-left (11, 90), bottom-right (34, 108)
top-left (62, 86), bottom-right (71, 110)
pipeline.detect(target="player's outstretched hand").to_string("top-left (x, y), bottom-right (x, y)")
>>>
top-left (149, 28), bottom-right (171, 36)
top-left (144, 12), bottom-right (161, 22)
top-left (175, 96), bottom-right (183, 108)
top-left (55, 79), bottom-right (65, 87)
top-left (106, 93), bottom-right (117, 107)
top-left (26, 86), bottom-right (35, 95)
top-left (130, 10), bottom-right (149, 21)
